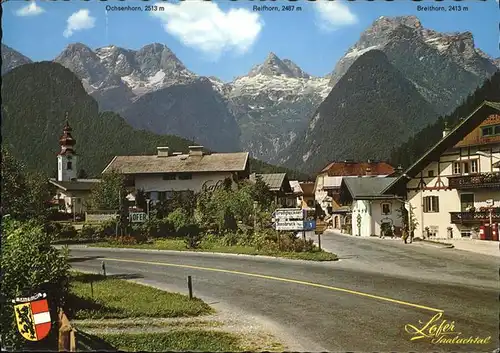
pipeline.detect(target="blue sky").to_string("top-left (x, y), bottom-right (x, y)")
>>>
top-left (3, 0), bottom-right (499, 82)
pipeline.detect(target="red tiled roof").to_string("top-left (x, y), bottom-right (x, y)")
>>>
top-left (320, 161), bottom-right (394, 176)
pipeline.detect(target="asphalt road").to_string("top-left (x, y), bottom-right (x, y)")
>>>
top-left (67, 235), bottom-right (498, 353)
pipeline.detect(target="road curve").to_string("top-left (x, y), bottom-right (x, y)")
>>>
top-left (67, 246), bottom-right (498, 352)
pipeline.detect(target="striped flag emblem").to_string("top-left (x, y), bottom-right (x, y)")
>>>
top-left (13, 293), bottom-right (52, 341)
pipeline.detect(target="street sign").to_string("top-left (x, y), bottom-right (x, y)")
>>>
top-left (274, 208), bottom-right (303, 220)
top-left (129, 212), bottom-right (148, 223)
top-left (315, 221), bottom-right (327, 234)
top-left (275, 220), bottom-right (304, 231)
top-left (303, 220), bottom-right (316, 231)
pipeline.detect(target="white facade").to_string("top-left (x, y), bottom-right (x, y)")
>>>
top-left (351, 199), bottom-right (404, 237)
top-left (314, 175), bottom-right (342, 215)
top-left (54, 190), bottom-right (87, 214)
top-left (407, 144), bottom-right (500, 239)
top-left (134, 171), bottom-right (235, 200)
top-left (57, 154), bottom-right (77, 181)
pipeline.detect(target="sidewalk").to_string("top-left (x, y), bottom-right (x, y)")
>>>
top-left (323, 229), bottom-right (500, 257)
top-left (432, 238), bottom-right (500, 258)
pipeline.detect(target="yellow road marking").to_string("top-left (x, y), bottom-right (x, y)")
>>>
top-left (103, 257), bottom-right (444, 313)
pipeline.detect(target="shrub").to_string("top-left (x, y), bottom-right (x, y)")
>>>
top-left (44, 222), bottom-right (63, 238)
top-left (97, 219), bottom-right (117, 238)
top-left (59, 223), bottom-right (77, 239)
top-left (167, 208), bottom-right (191, 233)
top-left (129, 224), bottom-right (147, 243)
top-left (182, 224), bottom-right (203, 249)
top-left (79, 224), bottom-right (99, 240)
top-left (222, 232), bottom-right (239, 246)
top-left (1, 217), bottom-right (70, 351)
top-left (142, 218), bottom-right (175, 238)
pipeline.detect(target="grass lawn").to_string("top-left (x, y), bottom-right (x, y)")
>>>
top-left (76, 330), bottom-right (243, 352)
top-left (79, 331), bottom-right (243, 352)
top-left (67, 272), bottom-right (214, 319)
top-left (92, 238), bottom-right (338, 261)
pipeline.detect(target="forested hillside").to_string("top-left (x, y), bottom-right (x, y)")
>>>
top-left (280, 50), bottom-right (438, 174)
top-left (1, 62), bottom-right (308, 180)
top-left (390, 71), bottom-right (500, 168)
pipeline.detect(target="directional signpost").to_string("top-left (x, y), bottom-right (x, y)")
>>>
top-left (273, 208), bottom-right (304, 231)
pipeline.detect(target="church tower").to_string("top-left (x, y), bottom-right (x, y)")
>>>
top-left (57, 112), bottom-right (77, 181)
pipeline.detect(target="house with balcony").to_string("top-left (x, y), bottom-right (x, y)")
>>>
top-left (383, 101), bottom-right (500, 240)
top-left (102, 146), bottom-right (250, 202)
top-left (314, 160), bottom-right (396, 230)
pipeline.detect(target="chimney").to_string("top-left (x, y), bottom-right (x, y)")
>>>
top-left (157, 146), bottom-right (170, 157)
top-left (442, 121), bottom-right (451, 138)
top-left (188, 145), bottom-right (204, 156)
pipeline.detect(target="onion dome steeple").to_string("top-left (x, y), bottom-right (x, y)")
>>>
top-left (58, 112), bottom-right (76, 155)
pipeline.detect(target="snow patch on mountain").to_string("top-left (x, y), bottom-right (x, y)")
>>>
top-left (345, 45), bottom-right (381, 59)
top-left (230, 74), bottom-right (331, 100)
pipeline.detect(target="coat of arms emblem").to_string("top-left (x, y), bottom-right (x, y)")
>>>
top-left (12, 292), bottom-right (52, 341)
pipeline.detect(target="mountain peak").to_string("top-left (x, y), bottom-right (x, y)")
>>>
top-left (60, 42), bottom-right (95, 55)
top-left (247, 52), bottom-right (310, 78)
top-left (374, 15), bottom-right (422, 28)
top-left (1, 43), bottom-right (33, 75)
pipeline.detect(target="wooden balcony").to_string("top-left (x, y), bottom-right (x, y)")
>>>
top-left (448, 172), bottom-right (500, 189)
top-left (450, 211), bottom-right (500, 224)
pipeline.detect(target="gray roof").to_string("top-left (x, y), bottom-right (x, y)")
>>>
top-left (49, 178), bottom-right (100, 191)
top-left (102, 152), bottom-right (249, 174)
top-left (342, 177), bottom-right (398, 199)
top-left (250, 173), bottom-right (290, 192)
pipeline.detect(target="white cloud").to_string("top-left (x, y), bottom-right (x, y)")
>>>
top-left (151, 1), bottom-right (263, 60)
top-left (15, 1), bottom-right (45, 17)
top-left (63, 9), bottom-right (96, 38)
top-left (314, 0), bottom-right (358, 32)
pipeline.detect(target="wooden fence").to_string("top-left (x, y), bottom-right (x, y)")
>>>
top-left (58, 310), bottom-right (76, 352)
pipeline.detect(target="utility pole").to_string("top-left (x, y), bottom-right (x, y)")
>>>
top-left (253, 201), bottom-right (258, 236)
top-left (302, 208), bottom-right (306, 241)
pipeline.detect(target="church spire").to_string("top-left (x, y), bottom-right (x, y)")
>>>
top-left (58, 111), bottom-right (76, 156)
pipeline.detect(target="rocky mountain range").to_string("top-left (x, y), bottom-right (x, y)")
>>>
top-left (280, 50), bottom-right (439, 173)
top-left (2, 15), bottom-right (499, 167)
top-left (328, 16), bottom-right (498, 116)
top-left (1, 43), bottom-right (32, 75)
